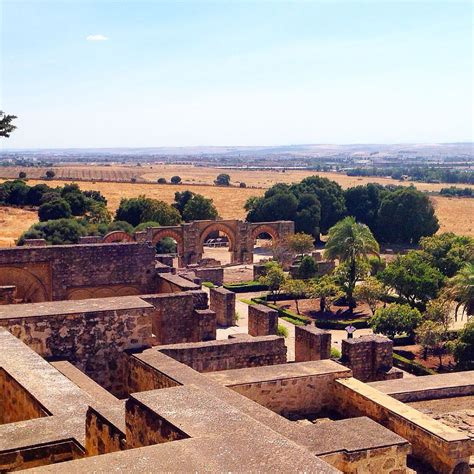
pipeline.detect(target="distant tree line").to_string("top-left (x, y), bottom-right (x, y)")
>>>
top-left (245, 177), bottom-right (439, 244)
top-left (347, 166), bottom-right (474, 185)
top-left (439, 186), bottom-right (473, 197)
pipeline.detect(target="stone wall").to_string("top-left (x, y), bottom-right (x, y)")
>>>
top-left (248, 304), bottom-right (278, 336)
top-left (0, 243), bottom-right (158, 302)
top-left (158, 336), bottom-right (287, 373)
top-left (341, 335), bottom-right (402, 382)
top-left (0, 368), bottom-right (48, 424)
top-left (209, 287), bottom-right (235, 326)
top-left (126, 396), bottom-right (189, 448)
top-left (192, 267), bottom-right (224, 286)
top-left (156, 273), bottom-right (201, 293)
top-left (208, 360), bottom-right (351, 416)
top-left (295, 325), bottom-right (331, 362)
top-left (333, 377), bottom-right (472, 474)
top-left (0, 297), bottom-right (154, 396)
top-left (141, 291), bottom-right (214, 345)
top-left (85, 406), bottom-right (125, 456)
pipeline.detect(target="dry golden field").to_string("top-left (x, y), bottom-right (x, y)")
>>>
top-left (0, 166), bottom-right (473, 246)
top-left (0, 206), bottom-right (38, 247)
top-left (1, 164), bottom-right (473, 192)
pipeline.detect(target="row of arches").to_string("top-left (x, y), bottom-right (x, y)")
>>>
top-left (101, 222), bottom-right (283, 267)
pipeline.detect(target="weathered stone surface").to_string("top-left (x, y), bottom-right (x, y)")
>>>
top-left (248, 304), bottom-right (278, 336)
top-left (295, 325), bottom-right (331, 362)
top-left (209, 287), bottom-right (235, 326)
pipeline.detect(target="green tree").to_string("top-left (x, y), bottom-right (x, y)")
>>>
top-left (18, 171), bottom-right (27, 179)
top-left (287, 232), bottom-right (314, 258)
top-left (170, 175), bottom-right (181, 184)
top-left (424, 298), bottom-right (453, 333)
top-left (0, 111), bottom-right (17, 137)
top-left (38, 198), bottom-right (72, 221)
top-left (420, 233), bottom-right (473, 278)
top-left (379, 251), bottom-right (444, 307)
top-left (4, 180), bottom-right (29, 205)
top-left (448, 262), bottom-right (474, 320)
top-left (370, 304), bottom-right (422, 339)
top-left (182, 194), bottom-right (218, 221)
top-left (324, 216), bottom-right (379, 310)
top-left (281, 278), bottom-right (308, 314)
top-left (259, 261), bottom-right (286, 304)
top-left (377, 187), bottom-right (439, 244)
top-left (115, 196), bottom-right (181, 227)
top-left (296, 255), bottom-right (318, 279)
top-left (157, 177), bottom-right (167, 184)
top-left (353, 277), bottom-right (386, 315)
top-left (450, 320), bottom-right (474, 369)
top-left (307, 275), bottom-right (343, 312)
top-left (27, 184), bottom-right (54, 206)
top-left (344, 183), bottom-right (383, 230)
top-left (156, 237), bottom-right (177, 254)
top-left (416, 320), bottom-right (445, 366)
top-left (63, 192), bottom-right (87, 216)
top-left (215, 173), bottom-right (231, 186)
top-left (17, 219), bottom-right (87, 245)
top-left (45, 170), bottom-right (56, 179)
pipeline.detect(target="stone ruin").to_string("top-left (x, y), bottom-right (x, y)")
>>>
top-left (0, 241), bottom-right (472, 473)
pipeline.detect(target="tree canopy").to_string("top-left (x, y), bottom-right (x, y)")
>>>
top-left (0, 111), bottom-right (17, 138)
top-left (115, 196), bottom-right (181, 227)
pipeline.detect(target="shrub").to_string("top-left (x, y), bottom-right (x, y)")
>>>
top-left (45, 170), bottom-right (55, 179)
top-left (17, 219), bottom-right (87, 245)
top-left (18, 171), bottom-right (26, 179)
top-left (296, 255), bottom-right (317, 279)
top-left (202, 281), bottom-right (215, 289)
top-left (157, 177), bottom-right (167, 184)
top-left (38, 198), bottom-right (72, 221)
top-left (170, 175), bottom-right (181, 184)
top-left (214, 173), bottom-right (231, 186)
top-left (330, 347), bottom-right (341, 359)
top-left (370, 303), bottom-right (422, 339)
top-left (239, 182), bottom-right (247, 188)
top-left (277, 325), bottom-right (289, 337)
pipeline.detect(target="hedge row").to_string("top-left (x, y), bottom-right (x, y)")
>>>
top-left (249, 297), bottom-right (370, 330)
top-left (223, 281), bottom-right (268, 293)
top-left (393, 353), bottom-right (437, 376)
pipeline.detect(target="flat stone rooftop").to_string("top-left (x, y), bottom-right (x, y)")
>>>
top-left (206, 359), bottom-right (351, 386)
top-left (0, 296), bottom-right (152, 319)
top-left (290, 417), bottom-right (409, 456)
top-left (369, 371), bottom-right (474, 402)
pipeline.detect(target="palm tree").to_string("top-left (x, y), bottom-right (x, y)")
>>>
top-left (449, 262), bottom-right (474, 321)
top-left (324, 216), bottom-right (380, 310)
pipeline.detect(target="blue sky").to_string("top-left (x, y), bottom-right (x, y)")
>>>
top-left (1, 0), bottom-right (472, 149)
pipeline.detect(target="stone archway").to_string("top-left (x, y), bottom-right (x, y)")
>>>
top-left (102, 231), bottom-right (134, 243)
top-left (198, 223), bottom-right (237, 264)
top-left (0, 267), bottom-right (49, 303)
top-left (250, 224), bottom-right (280, 242)
top-left (151, 229), bottom-right (184, 255)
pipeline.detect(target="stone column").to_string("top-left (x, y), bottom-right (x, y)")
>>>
top-left (248, 304), bottom-right (278, 336)
top-left (294, 325), bottom-right (331, 362)
top-left (209, 287), bottom-right (236, 326)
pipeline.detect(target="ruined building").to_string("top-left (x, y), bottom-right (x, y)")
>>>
top-left (0, 235), bottom-right (472, 473)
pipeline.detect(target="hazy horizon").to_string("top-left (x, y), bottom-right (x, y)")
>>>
top-left (2, 1), bottom-right (473, 149)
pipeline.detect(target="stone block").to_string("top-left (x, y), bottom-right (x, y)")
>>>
top-left (248, 304), bottom-right (278, 337)
top-left (295, 325), bottom-right (331, 362)
top-left (209, 287), bottom-right (235, 326)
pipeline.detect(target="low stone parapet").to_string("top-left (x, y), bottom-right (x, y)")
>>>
top-left (248, 304), bottom-right (278, 336)
top-left (209, 287), bottom-right (235, 326)
top-left (295, 325), bottom-right (331, 361)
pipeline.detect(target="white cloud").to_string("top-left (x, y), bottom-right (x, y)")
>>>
top-left (86, 34), bottom-right (108, 41)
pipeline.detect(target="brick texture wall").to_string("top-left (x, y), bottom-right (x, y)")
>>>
top-left (248, 304), bottom-right (278, 337)
top-left (295, 325), bottom-right (331, 362)
top-left (209, 287), bottom-right (235, 326)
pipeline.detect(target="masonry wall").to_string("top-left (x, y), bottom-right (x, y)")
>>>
top-left (0, 307), bottom-right (153, 396)
top-left (158, 336), bottom-right (287, 373)
top-left (295, 325), bottom-right (331, 362)
top-left (229, 371), bottom-right (349, 416)
top-left (0, 243), bottom-right (158, 301)
top-left (0, 368), bottom-right (48, 424)
top-left (142, 291), bottom-right (214, 345)
top-left (248, 304), bottom-right (278, 336)
top-left (209, 287), bottom-right (235, 326)
top-left (333, 378), bottom-right (472, 474)
top-left (126, 397), bottom-right (189, 448)
top-left (85, 407), bottom-right (125, 456)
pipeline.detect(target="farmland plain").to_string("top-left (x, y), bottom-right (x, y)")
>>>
top-left (0, 164), bottom-right (473, 246)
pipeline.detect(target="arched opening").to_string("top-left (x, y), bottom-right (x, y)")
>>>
top-left (155, 237), bottom-right (179, 267)
top-left (251, 225), bottom-right (279, 263)
top-left (0, 267), bottom-right (49, 303)
top-left (253, 231), bottom-right (274, 262)
top-left (199, 224), bottom-right (235, 266)
top-left (151, 229), bottom-right (184, 268)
